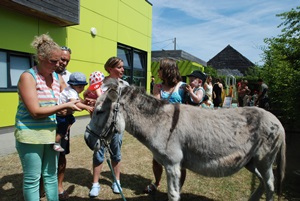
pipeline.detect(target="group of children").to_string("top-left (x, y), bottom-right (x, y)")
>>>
top-left (53, 71), bottom-right (105, 152)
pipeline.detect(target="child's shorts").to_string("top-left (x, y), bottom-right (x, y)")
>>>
top-left (56, 114), bottom-right (76, 136)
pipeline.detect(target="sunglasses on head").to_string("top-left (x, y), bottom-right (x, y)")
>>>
top-left (61, 46), bottom-right (72, 54)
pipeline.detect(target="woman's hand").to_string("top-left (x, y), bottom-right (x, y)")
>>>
top-left (67, 100), bottom-right (82, 111)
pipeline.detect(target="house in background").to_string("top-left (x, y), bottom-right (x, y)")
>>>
top-left (151, 50), bottom-right (206, 83)
top-left (0, 0), bottom-right (152, 129)
top-left (207, 45), bottom-right (255, 76)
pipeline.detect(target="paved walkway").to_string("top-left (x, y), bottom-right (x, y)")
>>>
top-left (0, 116), bottom-right (90, 157)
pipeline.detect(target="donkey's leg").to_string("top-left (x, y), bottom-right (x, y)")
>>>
top-left (165, 163), bottom-right (181, 201)
top-left (248, 168), bottom-right (265, 201)
top-left (260, 166), bottom-right (275, 201)
top-left (245, 163), bottom-right (265, 201)
top-left (246, 162), bottom-right (275, 201)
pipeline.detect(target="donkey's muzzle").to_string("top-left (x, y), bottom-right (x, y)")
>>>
top-left (84, 127), bottom-right (101, 151)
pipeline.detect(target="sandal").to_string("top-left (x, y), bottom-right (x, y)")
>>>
top-left (59, 190), bottom-right (69, 201)
top-left (143, 183), bottom-right (158, 194)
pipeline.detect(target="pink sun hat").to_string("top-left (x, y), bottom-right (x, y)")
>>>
top-left (88, 71), bottom-right (105, 91)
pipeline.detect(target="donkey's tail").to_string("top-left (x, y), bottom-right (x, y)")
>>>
top-left (276, 135), bottom-right (286, 201)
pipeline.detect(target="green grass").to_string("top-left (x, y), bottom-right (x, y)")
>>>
top-left (0, 132), bottom-right (299, 201)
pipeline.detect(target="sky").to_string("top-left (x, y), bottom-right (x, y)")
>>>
top-left (150, 1), bottom-right (299, 65)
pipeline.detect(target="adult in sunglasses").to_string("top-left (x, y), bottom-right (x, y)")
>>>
top-left (56, 46), bottom-right (73, 200)
top-left (56, 46), bottom-right (72, 84)
top-left (40, 45), bottom-right (73, 200)
top-left (15, 34), bottom-right (80, 201)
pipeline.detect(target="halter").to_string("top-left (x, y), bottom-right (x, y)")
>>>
top-left (85, 87), bottom-right (121, 155)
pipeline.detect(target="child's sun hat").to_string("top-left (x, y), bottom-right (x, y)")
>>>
top-left (67, 72), bottom-right (88, 86)
top-left (88, 71), bottom-right (105, 90)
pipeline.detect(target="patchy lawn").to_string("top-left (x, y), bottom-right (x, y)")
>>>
top-left (1, 132), bottom-right (299, 201)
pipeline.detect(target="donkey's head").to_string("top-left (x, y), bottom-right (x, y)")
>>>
top-left (84, 78), bottom-right (125, 151)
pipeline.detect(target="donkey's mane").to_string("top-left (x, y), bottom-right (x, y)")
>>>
top-left (121, 85), bottom-right (169, 115)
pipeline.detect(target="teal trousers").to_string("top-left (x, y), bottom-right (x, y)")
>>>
top-left (16, 140), bottom-right (59, 201)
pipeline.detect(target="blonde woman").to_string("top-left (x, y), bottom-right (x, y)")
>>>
top-left (15, 34), bottom-right (80, 201)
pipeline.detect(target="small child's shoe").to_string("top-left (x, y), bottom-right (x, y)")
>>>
top-left (53, 143), bottom-right (64, 152)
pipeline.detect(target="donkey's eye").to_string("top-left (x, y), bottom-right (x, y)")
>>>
top-left (96, 110), bottom-right (104, 115)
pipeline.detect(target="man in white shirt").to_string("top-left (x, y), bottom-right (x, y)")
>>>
top-left (56, 46), bottom-right (72, 200)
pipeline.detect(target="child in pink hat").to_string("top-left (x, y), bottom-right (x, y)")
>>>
top-left (83, 71), bottom-right (105, 107)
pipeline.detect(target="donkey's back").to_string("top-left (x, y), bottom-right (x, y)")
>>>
top-left (161, 106), bottom-right (285, 201)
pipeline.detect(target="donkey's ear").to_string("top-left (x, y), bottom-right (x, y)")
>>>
top-left (107, 88), bottom-right (118, 101)
top-left (105, 78), bottom-right (119, 101)
top-left (103, 78), bottom-right (118, 89)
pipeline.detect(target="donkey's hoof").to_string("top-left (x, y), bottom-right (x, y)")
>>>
top-left (143, 183), bottom-right (158, 194)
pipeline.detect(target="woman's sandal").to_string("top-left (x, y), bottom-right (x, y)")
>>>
top-left (143, 183), bottom-right (158, 194)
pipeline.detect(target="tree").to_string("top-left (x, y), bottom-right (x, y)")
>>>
top-left (262, 6), bottom-right (300, 126)
top-left (204, 65), bottom-right (218, 78)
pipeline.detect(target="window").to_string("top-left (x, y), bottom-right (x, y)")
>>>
top-left (117, 44), bottom-right (147, 87)
top-left (0, 49), bottom-right (33, 91)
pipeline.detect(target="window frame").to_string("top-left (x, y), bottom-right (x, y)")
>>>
top-left (117, 43), bottom-right (147, 88)
top-left (0, 49), bottom-right (34, 92)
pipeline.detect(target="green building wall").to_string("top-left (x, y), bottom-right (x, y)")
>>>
top-left (0, 0), bottom-right (152, 128)
top-left (151, 60), bottom-right (205, 83)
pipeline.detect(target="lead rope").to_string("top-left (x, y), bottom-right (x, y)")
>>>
top-left (104, 144), bottom-right (127, 201)
top-left (104, 88), bottom-right (126, 201)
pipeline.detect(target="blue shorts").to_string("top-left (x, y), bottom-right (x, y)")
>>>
top-left (93, 132), bottom-right (123, 165)
top-left (56, 114), bottom-right (76, 136)
top-left (56, 114), bottom-right (75, 155)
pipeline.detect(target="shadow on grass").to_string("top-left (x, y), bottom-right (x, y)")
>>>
top-left (64, 192), bottom-right (214, 201)
top-left (65, 167), bottom-right (92, 188)
top-left (63, 169), bottom-right (214, 201)
top-left (2, 134), bottom-right (300, 201)
top-left (68, 194), bottom-right (214, 201)
top-left (282, 132), bottom-right (300, 201)
top-left (2, 168), bottom-right (300, 201)
top-left (282, 169), bottom-right (300, 200)
top-left (0, 173), bottom-right (23, 201)
top-left (64, 168), bottom-right (154, 195)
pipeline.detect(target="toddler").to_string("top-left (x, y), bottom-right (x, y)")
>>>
top-left (185, 70), bottom-right (206, 106)
top-left (83, 71), bottom-right (105, 107)
top-left (54, 72), bottom-right (93, 152)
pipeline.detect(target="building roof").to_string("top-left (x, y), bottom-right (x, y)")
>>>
top-left (207, 45), bottom-right (254, 75)
top-left (151, 50), bottom-right (207, 66)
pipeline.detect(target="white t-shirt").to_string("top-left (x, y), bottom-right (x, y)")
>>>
top-left (206, 83), bottom-right (213, 96)
top-left (61, 70), bottom-right (71, 86)
top-left (58, 86), bottom-right (79, 105)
